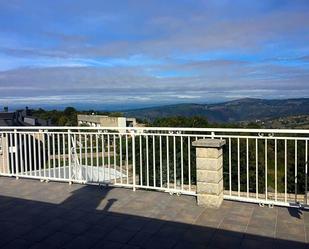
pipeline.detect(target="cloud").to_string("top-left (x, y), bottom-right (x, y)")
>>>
top-left (0, 0), bottom-right (309, 108)
top-left (299, 55), bottom-right (309, 62)
top-left (1, 1), bottom-right (309, 59)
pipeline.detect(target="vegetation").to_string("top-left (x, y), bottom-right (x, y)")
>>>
top-left (30, 106), bottom-right (307, 198)
top-left (253, 115), bottom-right (309, 129)
top-left (151, 116), bottom-right (246, 129)
top-left (32, 107), bottom-right (78, 126)
top-left (124, 98), bottom-right (309, 123)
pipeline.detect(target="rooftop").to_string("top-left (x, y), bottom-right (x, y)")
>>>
top-left (0, 176), bottom-right (308, 249)
top-left (0, 107), bottom-right (51, 127)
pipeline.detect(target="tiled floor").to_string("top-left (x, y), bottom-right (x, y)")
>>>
top-left (0, 176), bottom-right (308, 249)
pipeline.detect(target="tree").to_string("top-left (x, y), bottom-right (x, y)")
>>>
top-left (64, 107), bottom-right (76, 116)
top-left (58, 116), bottom-right (68, 126)
top-left (153, 116), bottom-right (209, 128)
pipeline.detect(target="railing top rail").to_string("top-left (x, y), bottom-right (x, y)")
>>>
top-left (0, 126), bottom-right (309, 134)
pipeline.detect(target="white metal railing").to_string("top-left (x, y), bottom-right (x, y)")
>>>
top-left (0, 126), bottom-right (308, 207)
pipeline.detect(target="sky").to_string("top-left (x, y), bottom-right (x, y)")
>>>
top-left (0, 0), bottom-right (309, 110)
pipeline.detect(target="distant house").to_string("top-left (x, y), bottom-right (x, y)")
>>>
top-left (0, 111), bottom-right (17, 126)
top-left (0, 107), bottom-right (52, 127)
top-left (77, 114), bottom-right (137, 128)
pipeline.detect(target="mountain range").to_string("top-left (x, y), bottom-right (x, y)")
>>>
top-left (124, 98), bottom-right (309, 123)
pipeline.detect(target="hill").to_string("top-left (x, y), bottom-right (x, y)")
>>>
top-left (124, 98), bottom-right (309, 123)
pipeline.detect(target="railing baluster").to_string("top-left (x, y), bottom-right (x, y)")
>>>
top-left (107, 134), bottom-right (110, 182)
top-left (181, 136), bottom-right (184, 191)
top-left (1, 133), bottom-right (3, 173)
top-left (102, 133), bottom-right (105, 183)
top-left (47, 133), bottom-right (50, 178)
top-left (43, 132), bottom-right (46, 179)
top-left (24, 134), bottom-right (28, 176)
top-left (229, 138), bottom-right (231, 196)
top-left (132, 133), bottom-right (136, 191)
top-left (237, 138), bottom-right (240, 197)
top-left (9, 133), bottom-right (14, 175)
top-left (246, 138), bottom-right (249, 198)
top-left (68, 130), bottom-right (72, 183)
top-left (96, 133), bottom-right (99, 183)
top-left (188, 136), bottom-right (191, 192)
top-left (79, 133), bottom-right (82, 177)
top-left (265, 139), bottom-right (268, 201)
top-left (305, 140), bottom-right (308, 205)
top-left (256, 138), bottom-right (258, 200)
top-left (113, 134), bottom-right (116, 184)
top-left (139, 135), bottom-right (143, 186)
top-left (166, 136), bottom-right (170, 189)
top-left (63, 133), bottom-right (66, 179)
top-left (125, 134), bottom-right (128, 184)
top-left (295, 140), bottom-right (298, 203)
top-left (52, 133), bottom-right (55, 178)
top-left (14, 130), bottom-right (18, 177)
top-left (146, 135), bottom-right (149, 187)
top-left (85, 134), bottom-right (88, 182)
top-left (285, 139), bottom-right (287, 203)
top-left (57, 133), bottom-right (60, 178)
top-left (119, 134), bottom-right (122, 184)
top-left (6, 134), bottom-right (9, 174)
top-left (73, 133), bottom-right (76, 181)
top-left (91, 134), bottom-right (93, 182)
top-left (33, 132), bottom-right (36, 177)
top-left (19, 133), bottom-right (23, 175)
top-left (38, 131), bottom-right (41, 178)
top-left (153, 135), bottom-right (156, 187)
top-left (275, 139), bottom-right (277, 202)
top-left (160, 135), bottom-right (163, 188)
top-left (173, 135), bottom-right (176, 190)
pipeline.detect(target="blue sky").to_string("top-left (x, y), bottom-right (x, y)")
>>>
top-left (0, 0), bottom-right (309, 110)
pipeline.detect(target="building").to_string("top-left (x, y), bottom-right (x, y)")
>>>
top-left (0, 106), bottom-right (23, 126)
top-left (0, 107), bottom-right (52, 127)
top-left (77, 114), bottom-right (137, 128)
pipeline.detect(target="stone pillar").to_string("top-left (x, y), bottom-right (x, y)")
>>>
top-left (192, 139), bottom-right (226, 208)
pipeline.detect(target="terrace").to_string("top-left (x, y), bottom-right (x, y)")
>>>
top-left (0, 177), bottom-right (308, 249)
top-left (0, 126), bottom-right (309, 248)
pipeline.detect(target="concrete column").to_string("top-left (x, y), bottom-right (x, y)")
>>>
top-left (192, 139), bottom-right (226, 208)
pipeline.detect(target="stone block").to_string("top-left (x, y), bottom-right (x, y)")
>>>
top-left (197, 181), bottom-right (223, 195)
top-left (196, 169), bottom-right (222, 183)
top-left (192, 139), bottom-right (226, 148)
top-left (196, 147), bottom-right (222, 158)
top-left (197, 192), bottom-right (223, 208)
top-left (196, 157), bottom-right (223, 171)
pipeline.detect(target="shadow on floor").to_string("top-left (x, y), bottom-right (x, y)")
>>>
top-left (288, 207), bottom-right (303, 219)
top-left (0, 181), bottom-right (308, 249)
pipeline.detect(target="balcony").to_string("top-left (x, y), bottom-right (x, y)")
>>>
top-left (0, 126), bottom-right (308, 248)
